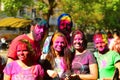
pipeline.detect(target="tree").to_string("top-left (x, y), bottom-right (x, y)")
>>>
top-left (36, 0), bottom-right (57, 21)
top-left (1, 0), bottom-right (34, 17)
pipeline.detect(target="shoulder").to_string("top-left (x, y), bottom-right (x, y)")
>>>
top-left (85, 50), bottom-right (94, 57)
top-left (107, 50), bottom-right (119, 55)
top-left (6, 61), bottom-right (18, 67)
top-left (4, 61), bottom-right (18, 71)
top-left (34, 64), bottom-right (44, 71)
top-left (34, 64), bottom-right (44, 77)
top-left (13, 34), bottom-right (25, 40)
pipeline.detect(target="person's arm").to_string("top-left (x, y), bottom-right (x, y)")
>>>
top-left (47, 70), bottom-right (58, 78)
top-left (3, 73), bottom-right (11, 80)
top-left (71, 64), bottom-right (98, 80)
top-left (115, 61), bottom-right (120, 79)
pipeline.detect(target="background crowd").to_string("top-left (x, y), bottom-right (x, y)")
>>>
top-left (0, 13), bottom-right (120, 80)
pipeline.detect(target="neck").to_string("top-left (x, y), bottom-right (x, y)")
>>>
top-left (75, 49), bottom-right (86, 55)
top-left (99, 48), bottom-right (109, 54)
top-left (55, 51), bottom-right (61, 58)
top-left (27, 32), bottom-right (34, 40)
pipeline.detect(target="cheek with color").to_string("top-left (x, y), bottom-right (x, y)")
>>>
top-left (53, 37), bottom-right (66, 52)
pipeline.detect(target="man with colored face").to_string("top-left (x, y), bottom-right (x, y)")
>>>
top-left (42, 13), bottom-right (73, 54)
top-left (58, 13), bottom-right (73, 44)
top-left (7, 18), bottom-right (48, 64)
top-left (93, 33), bottom-right (120, 80)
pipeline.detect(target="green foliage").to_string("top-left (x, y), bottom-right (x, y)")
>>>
top-left (1, 0), bottom-right (120, 30)
top-left (1, 0), bottom-right (34, 17)
top-left (36, 1), bottom-right (49, 14)
top-left (61, 0), bottom-right (120, 30)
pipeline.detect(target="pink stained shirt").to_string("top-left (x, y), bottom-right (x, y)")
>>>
top-left (8, 34), bottom-right (42, 62)
top-left (3, 61), bottom-right (44, 80)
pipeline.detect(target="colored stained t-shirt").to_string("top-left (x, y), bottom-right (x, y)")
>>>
top-left (94, 50), bottom-right (120, 79)
top-left (54, 57), bottom-right (67, 78)
top-left (71, 50), bottom-right (97, 74)
top-left (8, 34), bottom-right (41, 62)
top-left (3, 61), bottom-right (44, 80)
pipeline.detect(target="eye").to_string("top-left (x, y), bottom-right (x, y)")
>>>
top-left (55, 41), bottom-right (59, 44)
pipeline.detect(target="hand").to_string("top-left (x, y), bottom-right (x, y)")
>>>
top-left (40, 53), bottom-right (47, 60)
top-left (47, 70), bottom-right (58, 78)
top-left (70, 74), bottom-right (78, 77)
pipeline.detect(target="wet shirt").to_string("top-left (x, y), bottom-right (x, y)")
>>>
top-left (71, 50), bottom-right (96, 74)
top-left (54, 57), bottom-right (67, 78)
top-left (3, 61), bottom-right (44, 80)
top-left (94, 50), bottom-right (120, 79)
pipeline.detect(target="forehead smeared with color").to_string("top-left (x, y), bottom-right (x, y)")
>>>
top-left (17, 41), bottom-right (28, 50)
top-left (52, 32), bottom-right (68, 46)
top-left (93, 33), bottom-right (108, 44)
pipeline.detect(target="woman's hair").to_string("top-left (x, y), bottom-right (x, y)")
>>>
top-left (46, 32), bottom-right (68, 69)
top-left (71, 29), bottom-right (87, 49)
top-left (111, 38), bottom-right (120, 53)
top-left (17, 39), bottom-right (35, 58)
top-left (30, 17), bottom-right (48, 28)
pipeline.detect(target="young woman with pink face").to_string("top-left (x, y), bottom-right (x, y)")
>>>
top-left (43, 32), bottom-right (69, 80)
top-left (93, 33), bottom-right (120, 80)
top-left (3, 39), bottom-right (44, 80)
top-left (66, 29), bottom-right (98, 80)
top-left (42, 13), bottom-right (73, 54)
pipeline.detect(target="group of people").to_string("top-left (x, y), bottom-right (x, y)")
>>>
top-left (0, 13), bottom-right (120, 80)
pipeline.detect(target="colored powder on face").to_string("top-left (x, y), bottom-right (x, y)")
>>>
top-left (17, 43), bottom-right (28, 51)
top-left (93, 33), bottom-right (108, 44)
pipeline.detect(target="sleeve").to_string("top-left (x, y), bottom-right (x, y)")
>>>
top-left (112, 51), bottom-right (120, 64)
top-left (3, 63), bottom-right (12, 75)
top-left (37, 64), bottom-right (44, 78)
top-left (88, 52), bottom-right (97, 64)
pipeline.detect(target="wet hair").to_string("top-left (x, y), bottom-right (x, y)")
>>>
top-left (57, 13), bottom-right (73, 30)
top-left (71, 29), bottom-right (87, 49)
top-left (17, 39), bottom-right (35, 57)
top-left (30, 18), bottom-right (48, 28)
top-left (93, 32), bottom-right (108, 44)
top-left (48, 32), bottom-right (68, 57)
top-left (46, 32), bottom-right (68, 69)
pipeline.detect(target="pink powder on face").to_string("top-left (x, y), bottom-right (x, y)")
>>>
top-left (17, 43), bottom-right (28, 51)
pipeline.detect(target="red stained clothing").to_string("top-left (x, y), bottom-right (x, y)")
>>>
top-left (3, 61), bottom-right (44, 80)
top-left (8, 34), bottom-right (41, 62)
